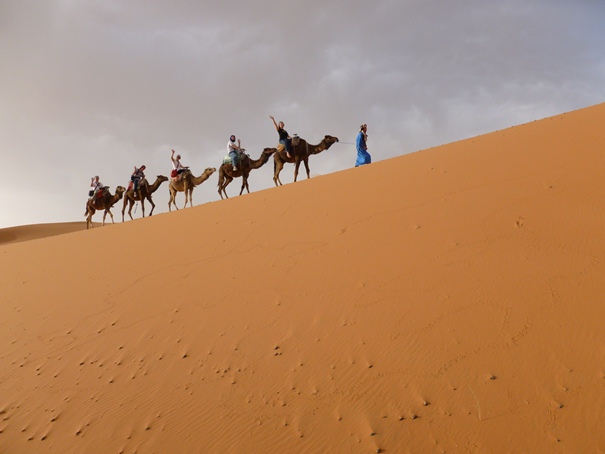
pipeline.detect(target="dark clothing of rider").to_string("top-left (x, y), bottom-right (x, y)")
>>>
top-left (278, 128), bottom-right (292, 156)
top-left (131, 166), bottom-right (146, 191)
top-left (270, 116), bottom-right (293, 158)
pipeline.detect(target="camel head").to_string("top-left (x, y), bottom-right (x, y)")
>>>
top-left (204, 167), bottom-right (217, 177)
top-left (323, 135), bottom-right (339, 146)
top-left (116, 186), bottom-right (126, 195)
top-left (157, 175), bottom-right (169, 183)
top-left (262, 147), bottom-right (278, 156)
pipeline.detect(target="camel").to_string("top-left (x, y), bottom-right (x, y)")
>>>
top-left (218, 147), bottom-right (277, 199)
top-left (168, 167), bottom-right (217, 211)
top-left (273, 135), bottom-right (339, 186)
top-left (84, 186), bottom-right (126, 229)
top-left (121, 175), bottom-right (169, 222)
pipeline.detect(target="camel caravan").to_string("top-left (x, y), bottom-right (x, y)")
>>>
top-left (85, 118), bottom-right (340, 229)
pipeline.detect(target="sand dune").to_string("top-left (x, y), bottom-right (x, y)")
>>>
top-left (0, 222), bottom-right (90, 245)
top-left (1, 103), bottom-right (605, 453)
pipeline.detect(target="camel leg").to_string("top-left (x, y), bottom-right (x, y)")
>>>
top-left (240, 175), bottom-right (249, 195)
top-left (222, 176), bottom-right (233, 199)
top-left (121, 198), bottom-right (127, 222)
top-left (127, 199), bottom-right (135, 220)
top-left (182, 182), bottom-right (190, 208)
top-left (303, 158), bottom-right (311, 179)
top-left (103, 209), bottom-right (114, 226)
top-left (140, 199), bottom-right (145, 218)
top-left (218, 171), bottom-right (225, 200)
top-left (168, 188), bottom-right (178, 211)
top-left (123, 197), bottom-right (133, 221)
top-left (293, 158), bottom-right (302, 182)
top-left (274, 158), bottom-right (284, 186)
top-left (86, 210), bottom-right (94, 229)
top-left (148, 197), bottom-right (156, 216)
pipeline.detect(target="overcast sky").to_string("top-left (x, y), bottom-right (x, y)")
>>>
top-left (1, 1), bottom-right (604, 228)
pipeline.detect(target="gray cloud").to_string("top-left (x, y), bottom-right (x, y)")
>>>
top-left (1, 0), bottom-right (604, 227)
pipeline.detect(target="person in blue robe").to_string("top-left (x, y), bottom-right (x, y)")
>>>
top-left (355, 124), bottom-right (371, 167)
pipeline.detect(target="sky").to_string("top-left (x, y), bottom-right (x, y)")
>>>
top-left (1, 1), bottom-right (604, 228)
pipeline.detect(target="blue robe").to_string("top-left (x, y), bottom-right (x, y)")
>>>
top-left (355, 131), bottom-right (371, 167)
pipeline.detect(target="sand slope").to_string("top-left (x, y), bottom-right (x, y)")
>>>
top-left (1, 103), bottom-right (605, 453)
top-left (0, 222), bottom-right (90, 245)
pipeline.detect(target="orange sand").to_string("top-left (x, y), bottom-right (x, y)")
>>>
top-left (1, 103), bottom-right (605, 453)
top-left (0, 222), bottom-right (91, 245)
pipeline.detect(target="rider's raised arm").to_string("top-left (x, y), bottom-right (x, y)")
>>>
top-left (270, 115), bottom-right (279, 131)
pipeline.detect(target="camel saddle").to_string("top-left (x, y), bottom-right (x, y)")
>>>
top-left (223, 151), bottom-right (247, 165)
top-left (170, 170), bottom-right (185, 182)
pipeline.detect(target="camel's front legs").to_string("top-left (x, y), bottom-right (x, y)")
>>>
top-left (127, 200), bottom-right (135, 221)
top-left (148, 198), bottom-right (156, 216)
top-left (273, 160), bottom-right (284, 186)
top-left (220, 176), bottom-right (233, 199)
top-left (293, 158), bottom-right (302, 182)
top-left (168, 189), bottom-right (178, 211)
top-left (86, 213), bottom-right (94, 229)
top-left (103, 209), bottom-right (115, 226)
top-left (121, 199), bottom-right (128, 222)
top-left (140, 199), bottom-right (146, 218)
top-left (184, 189), bottom-right (192, 208)
top-left (218, 182), bottom-right (226, 200)
top-left (122, 198), bottom-right (134, 222)
top-left (303, 158), bottom-right (311, 179)
top-left (182, 182), bottom-right (192, 208)
top-left (239, 176), bottom-right (250, 195)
